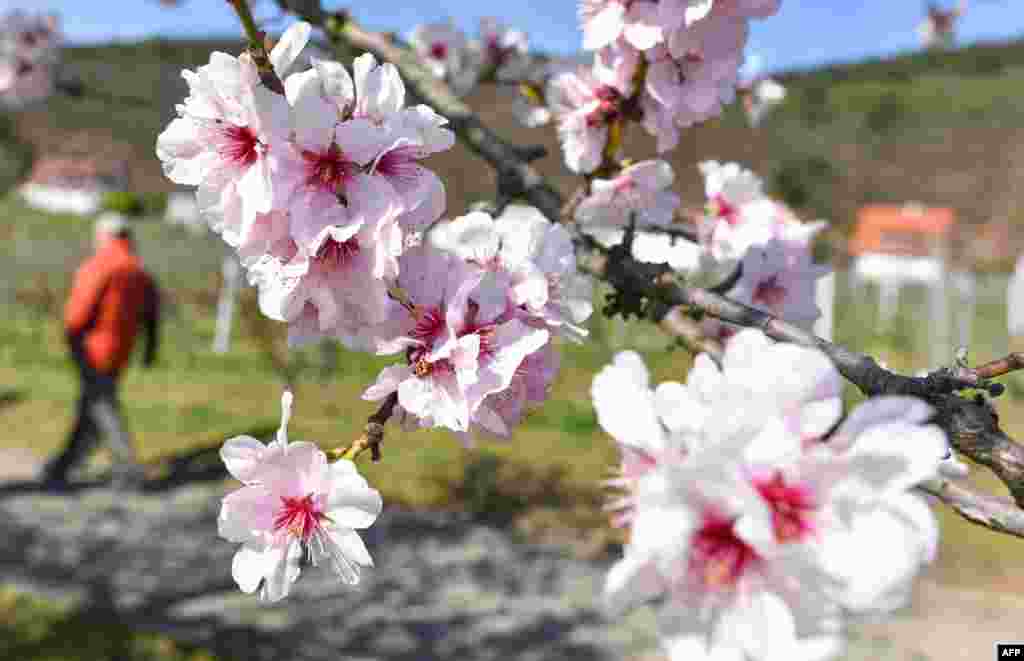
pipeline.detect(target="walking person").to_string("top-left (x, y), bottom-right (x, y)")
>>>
top-left (41, 213), bottom-right (161, 490)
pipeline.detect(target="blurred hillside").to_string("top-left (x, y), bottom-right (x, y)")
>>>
top-left (7, 35), bottom-right (1024, 265)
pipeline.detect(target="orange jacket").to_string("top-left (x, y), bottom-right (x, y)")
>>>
top-left (64, 238), bottom-right (160, 375)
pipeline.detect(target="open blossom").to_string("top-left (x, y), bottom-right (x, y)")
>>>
top-left (410, 21), bottom-right (478, 93)
top-left (637, 1), bottom-right (780, 150)
top-left (575, 159), bottom-right (681, 230)
top-left (363, 245), bottom-right (549, 435)
top-left (593, 331), bottom-right (946, 660)
top-left (218, 392), bottom-right (383, 602)
top-left (155, 22), bottom-right (310, 248)
top-left (548, 63), bottom-right (631, 174)
top-left (431, 206), bottom-right (593, 339)
top-left (726, 236), bottom-right (830, 331)
top-left (475, 17), bottom-right (530, 80)
top-left (579, 0), bottom-right (663, 51)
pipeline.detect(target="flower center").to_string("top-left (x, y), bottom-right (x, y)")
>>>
top-left (586, 85), bottom-right (623, 127)
top-left (429, 42), bottom-right (448, 60)
top-left (273, 493), bottom-right (327, 542)
top-left (752, 275), bottom-right (787, 308)
top-left (219, 124), bottom-right (260, 167)
top-left (315, 236), bottom-right (360, 269)
top-left (688, 510), bottom-right (760, 590)
top-left (410, 305), bottom-right (446, 344)
top-left (753, 471), bottom-right (817, 543)
top-left (709, 194), bottom-right (739, 225)
top-left (301, 142), bottom-right (356, 192)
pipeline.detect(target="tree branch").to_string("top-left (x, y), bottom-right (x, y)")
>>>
top-left (919, 477), bottom-right (1024, 539)
top-left (330, 393), bottom-right (398, 463)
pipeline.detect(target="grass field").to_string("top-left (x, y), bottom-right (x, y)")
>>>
top-left (4, 197), bottom-right (1024, 658)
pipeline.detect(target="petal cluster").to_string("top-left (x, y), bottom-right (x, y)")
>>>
top-left (592, 330), bottom-right (947, 660)
top-left (362, 206), bottom-right (592, 441)
top-left (218, 392), bottom-right (383, 602)
top-left (156, 22), bottom-right (454, 348)
top-left (696, 161), bottom-right (830, 338)
top-left (550, 0), bottom-right (780, 168)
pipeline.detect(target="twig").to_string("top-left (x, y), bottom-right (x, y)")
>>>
top-left (919, 477), bottom-right (1024, 539)
top-left (659, 306), bottom-right (724, 363)
top-left (330, 393), bottom-right (398, 462)
top-left (227, 0), bottom-right (286, 94)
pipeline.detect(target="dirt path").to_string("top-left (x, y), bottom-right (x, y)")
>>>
top-left (851, 577), bottom-right (1024, 660)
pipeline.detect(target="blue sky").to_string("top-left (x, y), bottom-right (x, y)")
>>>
top-left (5, 0), bottom-right (1023, 73)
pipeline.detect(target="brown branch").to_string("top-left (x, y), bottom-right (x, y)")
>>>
top-left (330, 392), bottom-right (398, 462)
top-left (919, 477), bottom-right (1024, 539)
top-left (952, 353), bottom-right (1024, 384)
top-left (659, 306), bottom-right (724, 363)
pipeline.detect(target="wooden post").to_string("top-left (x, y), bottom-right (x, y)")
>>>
top-left (213, 254), bottom-right (242, 355)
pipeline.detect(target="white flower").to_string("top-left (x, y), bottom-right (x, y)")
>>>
top-left (595, 331), bottom-right (948, 660)
top-left (218, 391), bottom-right (382, 602)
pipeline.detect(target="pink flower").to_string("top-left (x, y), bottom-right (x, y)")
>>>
top-left (363, 246), bottom-right (549, 435)
top-left (156, 26), bottom-right (306, 248)
top-left (248, 214), bottom-right (401, 349)
top-left (278, 63), bottom-right (402, 257)
top-left (578, 0), bottom-right (663, 51)
top-left (431, 207), bottom-right (593, 339)
top-left (476, 17), bottom-right (530, 79)
top-left (574, 159), bottom-right (681, 229)
top-left (548, 62), bottom-right (632, 174)
top-left (218, 392), bottom-right (382, 602)
top-left (727, 237), bottom-right (829, 330)
top-left (471, 342), bottom-right (560, 439)
top-left (410, 21), bottom-right (471, 84)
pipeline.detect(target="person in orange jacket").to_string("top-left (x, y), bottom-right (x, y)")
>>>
top-left (41, 213), bottom-right (160, 490)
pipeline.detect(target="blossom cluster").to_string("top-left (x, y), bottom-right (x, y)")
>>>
top-left (158, 23), bottom-right (593, 446)
top-left (593, 331), bottom-right (947, 661)
top-left (409, 17), bottom-right (531, 95)
top-left (697, 160), bottom-right (829, 338)
top-left (363, 204), bottom-right (591, 441)
top-left (0, 10), bottom-right (61, 108)
top-left (547, 0), bottom-right (781, 173)
top-left (157, 22), bottom-right (453, 350)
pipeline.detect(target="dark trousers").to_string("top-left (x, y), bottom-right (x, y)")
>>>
top-left (46, 353), bottom-right (137, 480)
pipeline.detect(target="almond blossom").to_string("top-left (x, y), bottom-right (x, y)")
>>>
top-left (725, 237), bottom-right (830, 331)
top-left (579, 0), bottom-right (663, 51)
top-left (593, 331), bottom-right (947, 661)
top-left (410, 21), bottom-right (477, 93)
top-left (574, 159), bottom-right (681, 230)
top-left (155, 22), bottom-right (310, 249)
top-left (362, 245), bottom-right (549, 435)
top-left (474, 17), bottom-right (530, 80)
top-left (430, 206), bottom-right (593, 339)
top-left (218, 391), bottom-right (383, 602)
top-left (548, 63), bottom-right (633, 174)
